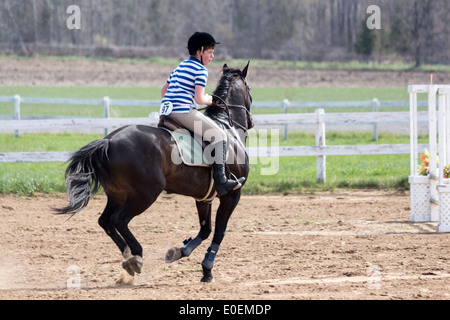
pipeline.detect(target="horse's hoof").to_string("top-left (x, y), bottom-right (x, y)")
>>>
top-left (165, 247), bottom-right (182, 263)
top-left (122, 255), bottom-right (143, 276)
top-left (201, 275), bottom-right (214, 283)
top-left (130, 255), bottom-right (143, 274)
top-left (122, 260), bottom-right (135, 276)
top-left (200, 266), bottom-right (214, 283)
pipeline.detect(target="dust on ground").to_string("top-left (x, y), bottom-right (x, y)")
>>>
top-left (0, 191), bottom-right (449, 300)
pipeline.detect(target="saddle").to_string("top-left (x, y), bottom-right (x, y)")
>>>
top-left (158, 115), bottom-right (210, 167)
top-left (158, 115), bottom-right (216, 202)
top-left (158, 115), bottom-right (184, 132)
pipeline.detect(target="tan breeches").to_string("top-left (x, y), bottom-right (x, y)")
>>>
top-left (170, 108), bottom-right (227, 143)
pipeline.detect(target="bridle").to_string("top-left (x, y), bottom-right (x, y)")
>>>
top-left (208, 76), bottom-right (254, 131)
top-left (211, 94), bottom-right (254, 131)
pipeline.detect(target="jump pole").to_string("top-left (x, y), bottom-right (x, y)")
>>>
top-left (428, 84), bottom-right (439, 223)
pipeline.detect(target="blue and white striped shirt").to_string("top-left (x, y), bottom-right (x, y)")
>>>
top-left (162, 57), bottom-right (208, 114)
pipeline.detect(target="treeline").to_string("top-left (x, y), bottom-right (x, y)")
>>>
top-left (1, 0), bottom-right (449, 66)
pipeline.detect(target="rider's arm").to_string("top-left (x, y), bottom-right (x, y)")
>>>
top-left (194, 85), bottom-right (213, 106)
top-left (161, 82), bottom-right (170, 99)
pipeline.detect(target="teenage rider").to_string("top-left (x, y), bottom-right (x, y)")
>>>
top-left (160, 32), bottom-right (245, 197)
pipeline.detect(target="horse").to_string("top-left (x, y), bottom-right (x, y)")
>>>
top-left (56, 62), bottom-right (253, 283)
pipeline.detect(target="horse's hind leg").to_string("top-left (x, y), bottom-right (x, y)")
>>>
top-left (111, 192), bottom-right (161, 276)
top-left (165, 200), bottom-right (212, 263)
top-left (98, 195), bottom-right (128, 254)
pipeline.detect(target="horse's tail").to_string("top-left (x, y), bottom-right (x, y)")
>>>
top-left (55, 139), bottom-right (110, 215)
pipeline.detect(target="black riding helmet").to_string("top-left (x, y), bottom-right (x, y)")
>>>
top-left (188, 32), bottom-right (220, 57)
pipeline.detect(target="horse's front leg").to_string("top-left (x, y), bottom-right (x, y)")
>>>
top-left (201, 190), bottom-right (241, 283)
top-left (165, 200), bottom-right (212, 263)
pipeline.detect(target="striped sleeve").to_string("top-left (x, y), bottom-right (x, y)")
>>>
top-left (195, 68), bottom-right (208, 87)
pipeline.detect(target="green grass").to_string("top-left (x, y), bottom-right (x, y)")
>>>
top-left (0, 163), bottom-right (66, 194)
top-left (251, 87), bottom-right (409, 103)
top-left (0, 133), bottom-right (102, 194)
top-left (0, 86), bottom-right (413, 119)
top-left (244, 131), bottom-right (426, 194)
top-left (0, 87), bottom-right (163, 118)
top-left (0, 86), bottom-right (409, 102)
top-left (0, 84), bottom-right (422, 195)
top-left (245, 154), bottom-right (411, 194)
top-left (0, 132), bottom-right (102, 152)
top-left (0, 131), bottom-right (424, 195)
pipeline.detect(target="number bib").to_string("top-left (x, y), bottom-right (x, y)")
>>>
top-left (160, 101), bottom-right (173, 116)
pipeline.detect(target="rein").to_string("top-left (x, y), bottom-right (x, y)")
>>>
top-left (196, 71), bottom-right (253, 131)
top-left (209, 94), bottom-right (253, 131)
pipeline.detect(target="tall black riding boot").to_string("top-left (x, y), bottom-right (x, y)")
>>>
top-left (212, 141), bottom-right (246, 197)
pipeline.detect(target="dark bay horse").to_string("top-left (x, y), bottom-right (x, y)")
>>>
top-left (57, 62), bottom-right (253, 282)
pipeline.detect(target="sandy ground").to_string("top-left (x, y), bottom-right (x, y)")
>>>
top-left (1, 56), bottom-right (450, 88)
top-left (1, 57), bottom-right (449, 301)
top-left (0, 191), bottom-right (449, 300)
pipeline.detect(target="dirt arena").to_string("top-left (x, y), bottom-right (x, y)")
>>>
top-left (1, 58), bottom-right (450, 300)
top-left (2, 56), bottom-right (450, 88)
top-left (0, 190), bottom-right (449, 300)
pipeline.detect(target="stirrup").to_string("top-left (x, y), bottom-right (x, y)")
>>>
top-left (229, 172), bottom-right (246, 189)
top-left (216, 177), bottom-right (246, 197)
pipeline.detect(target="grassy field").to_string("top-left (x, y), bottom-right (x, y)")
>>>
top-left (0, 85), bottom-right (421, 195)
top-left (0, 86), bottom-right (409, 101)
top-left (0, 86), bottom-right (412, 116)
top-left (0, 130), bottom-right (426, 195)
top-left (0, 86), bottom-right (416, 122)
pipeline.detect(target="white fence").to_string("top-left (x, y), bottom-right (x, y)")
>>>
top-left (0, 109), bottom-right (428, 183)
top-left (0, 95), bottom-right (428, 140)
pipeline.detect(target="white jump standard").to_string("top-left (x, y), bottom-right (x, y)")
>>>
top-left (409, 84), bottom-right (450, 232)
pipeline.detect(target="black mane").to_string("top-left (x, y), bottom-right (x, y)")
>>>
top-left (212, 68), bottom-right (243, 102)
top-left (204, 68), bottom-right (244, 121)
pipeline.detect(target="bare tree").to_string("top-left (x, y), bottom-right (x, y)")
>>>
top-left (0, 0), bottom-right (448, 65)
top-left (4, 0), bottom-right (28, 55)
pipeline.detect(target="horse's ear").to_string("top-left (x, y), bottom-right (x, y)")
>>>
top-left (223, 63), bottom-right (229, 71)
top-left (242, 61), bottom-right (250, 78)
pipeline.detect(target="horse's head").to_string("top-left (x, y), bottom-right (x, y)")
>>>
top-left (207, 62), bottom-right (254, 131)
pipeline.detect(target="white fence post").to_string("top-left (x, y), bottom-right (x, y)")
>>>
top-left (282, 99), bottom-right (290, 141)
top-left (103, 96), bottom-right (110, 136)
top-left (14, 95), bottom-right (20, 138)
top-left (315, 108), bottom-right (326, 183)
top-left (372, 98), bottom-right (380, 141)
